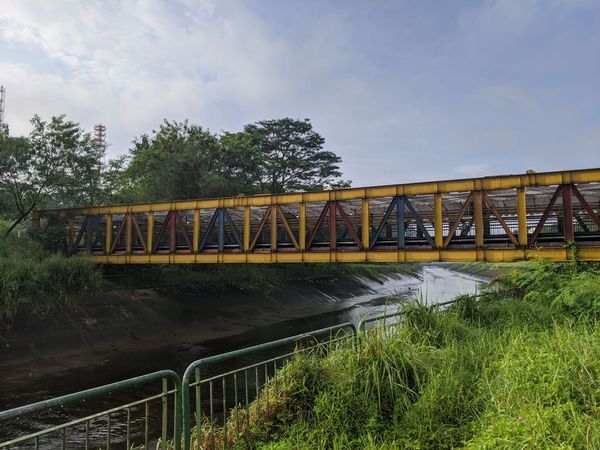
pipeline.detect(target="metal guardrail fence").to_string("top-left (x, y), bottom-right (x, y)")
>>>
top-left (1, 297), bottom-right (469, 449)
top-left (0, 370), bottom-right (181, 450)
top-left (181, 322), bottom-right (357, 450)
top-left (357, 297), bottom-right (468, 332)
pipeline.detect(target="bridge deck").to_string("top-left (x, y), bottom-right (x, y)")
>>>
top-left (34, 168), bottom-right (600, 263)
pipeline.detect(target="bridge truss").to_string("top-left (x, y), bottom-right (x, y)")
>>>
top-left (34, 168), bottom-right (600, 263)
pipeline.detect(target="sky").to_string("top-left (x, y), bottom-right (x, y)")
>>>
top-left (0, 0), bottom-right (598, 187)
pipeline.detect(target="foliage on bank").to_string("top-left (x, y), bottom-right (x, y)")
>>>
top-left (192, 261), bottom-right (600, 449)
top-left (0, 222), bottom-right (102, 327)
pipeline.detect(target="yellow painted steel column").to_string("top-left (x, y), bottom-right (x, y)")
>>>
top-left (31, 211), bottom-right (40, 230)
top-left (517, 187), bottom-right (528, 247)
top-left (270, 205), bottom-right (277, 251)
top-left (193, 209), bottom-right (200, 252)
top-left (243, 206), bottom-right (251, 252)
top-left (147, 212), bottom-right (154, 254)
top-left (299, 203), bottom-right (306, 251)
top-left (434, 193), bottom-right (443, 248)
top-left (474, 191), bottom-right (484, 248)
top-left (125, 213), bottom-right (132, 254)
top-left (361, 198), bottom-right (369, 249)
top-left (68, 217), bottom-right (75, 254)
top-left (105, 214), bottom-right (112, 255)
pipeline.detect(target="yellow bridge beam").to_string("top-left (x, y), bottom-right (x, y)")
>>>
top-left (37, 168), bottom-right (600, 216)
top-left (35, 168), bottom-right (600, 263)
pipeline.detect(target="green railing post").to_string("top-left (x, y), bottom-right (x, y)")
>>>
top-left (181, 322), bottom-right (357, 450)
top-left (162, 377), bottom-right (168, 450)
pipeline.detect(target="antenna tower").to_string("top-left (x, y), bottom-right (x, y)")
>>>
top-left (0, 86), bottom-right (5, 125)
top-left (93, 124), bottom-right (107, 168)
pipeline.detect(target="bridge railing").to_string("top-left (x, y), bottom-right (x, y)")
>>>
top-left (33, 169), bottom-right (600, 263)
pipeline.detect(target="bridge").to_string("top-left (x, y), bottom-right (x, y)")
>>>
top-left (33, 168), bottom-right (600, 263)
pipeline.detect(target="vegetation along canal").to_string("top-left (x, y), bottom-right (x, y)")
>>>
top-left (0, 263), bottom-right (486, 446)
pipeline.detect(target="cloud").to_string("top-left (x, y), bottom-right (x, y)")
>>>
top-left (0, 0), bottom-right (598, 186)
top-left (0, 1), bottom-right (301, 152)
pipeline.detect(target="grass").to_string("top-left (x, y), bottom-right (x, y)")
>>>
top-left (190, 260), bottom-right (600, 449)
top-left (0, 223), bottom-right (103, 327)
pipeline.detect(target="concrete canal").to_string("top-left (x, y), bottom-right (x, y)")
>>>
top-left (0, 263), bottom-right (488, 446)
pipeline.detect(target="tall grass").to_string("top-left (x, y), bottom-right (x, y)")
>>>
top-left (0, 231), bottom-right (102, 327)
top-left (192, 261), bottom-right (600, 449)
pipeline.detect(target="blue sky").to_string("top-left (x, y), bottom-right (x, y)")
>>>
top-left (0, 0), bottom-right (598, 186)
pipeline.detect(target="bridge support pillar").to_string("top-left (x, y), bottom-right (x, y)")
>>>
top-left (329, 202), bottom-right (337, 251)
top-left (271, 205), bottom-right (278, 251)
top-left (562, 184), bottom-right (574, 242)
top-left (396, 196), bottom-right (406, 249)
top-left (193, 209), bottom-right (200, 252)
top-left (517, 188), bottom-right (528, 247)
top-left (474, 191), bottom-right (484, 248)
top-left (147, 212), bottom-right (154, 253)
top-left (105, 214), bottom-right (112, 255)
top-left (299, 203), bottom-right (306, 251)
top-left (243, 207), bottom-right (250, 252)
top-left (126, 213), bottom-right (133, 254)
top-left (362, 198), bottom-right (369, 250)
top-left (434, 193), bottom-right (443, 248)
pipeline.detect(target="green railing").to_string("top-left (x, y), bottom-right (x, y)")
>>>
top-left (357, 298), bottom-right (463, 332)
top-left (1, 297), bottom-right (473, 449)
top-left (181, 322), bottom-right (357, 450)
top-left (0, 370), bottom-right (182, 450)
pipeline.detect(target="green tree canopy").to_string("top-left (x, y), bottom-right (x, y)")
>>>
top-left (0, 115), bottom-right (102, 238)
top-left (124, 120), bottom-right (261, 202)
top-left (242, 118), bottom-right (350, 193)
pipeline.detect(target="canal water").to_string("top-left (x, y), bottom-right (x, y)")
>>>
top-left (0, 264), bottom-right (487, 448)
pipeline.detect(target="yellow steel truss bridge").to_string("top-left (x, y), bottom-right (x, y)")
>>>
top-left (34, 168), bottom-right (600, 263)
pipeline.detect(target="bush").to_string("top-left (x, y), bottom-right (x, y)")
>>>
top-left (552, 271), bottom-right (600, 317)
top-left (28, 219), bottom-right (68, 253)
top-left (0, 234), bottom-right (102, 327)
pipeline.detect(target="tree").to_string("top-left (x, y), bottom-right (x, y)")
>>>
top-left (0, 115), bottom-right (101, 238)
top-left (123, 120), bottom-right (262, 201)
top-left (219, 131), bottom-right (265, 194)
top-left (101, 155), bottom-right (136, 203)
top-left (242, 118), bottom-right (350, 193)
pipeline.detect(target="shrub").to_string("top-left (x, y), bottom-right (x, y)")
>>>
top-left (0, 236), bottom-right (102, 327)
